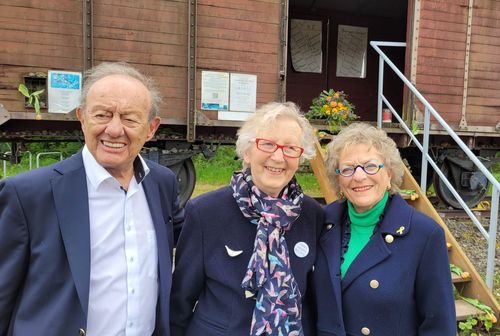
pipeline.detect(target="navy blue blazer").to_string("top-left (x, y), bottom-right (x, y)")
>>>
top-left (0, 151), bottom-right (184, 336)
top-left (314, 194), bottom-right (456, 336)
top-left (170, 186), bottom-right (323, 336)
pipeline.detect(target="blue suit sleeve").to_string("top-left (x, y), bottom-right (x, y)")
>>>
top-left (0, 179), bottom-right (29, 335)
top-left (170, 200), bottom-right (205, 336)
top-left (415, 224), bottom-right (456, 335)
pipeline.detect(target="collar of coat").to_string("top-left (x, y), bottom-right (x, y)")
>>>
top-left (324, 193), bottom-right (414, 238)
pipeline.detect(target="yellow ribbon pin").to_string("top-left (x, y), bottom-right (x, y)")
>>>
top-left (396, 226), bottom-right (405, 235)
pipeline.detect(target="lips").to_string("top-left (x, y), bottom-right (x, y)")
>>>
top-left (352, 185), bottom-right (372, 192)
top-left (265, 166), bottom-right (285, 173)
top-left (102, 140), bottom-right (125, 148)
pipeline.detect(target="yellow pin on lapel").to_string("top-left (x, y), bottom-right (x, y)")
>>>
top-left (396, 226), bottom-right (405, 235)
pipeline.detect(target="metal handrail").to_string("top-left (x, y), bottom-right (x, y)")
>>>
top-left (36, 152), bottom-right (63, 168)
top-left (370, 40), bottom-right (499, 288)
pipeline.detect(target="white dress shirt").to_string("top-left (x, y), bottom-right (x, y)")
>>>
top-left (82, 146), bottom-right (158, 336)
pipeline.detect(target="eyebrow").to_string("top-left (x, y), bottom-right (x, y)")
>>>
top-left (340, 158), bottom-right (380, 165)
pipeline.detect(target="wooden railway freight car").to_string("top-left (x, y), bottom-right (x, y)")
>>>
top-left (0, 0), bottom-right (498, 206)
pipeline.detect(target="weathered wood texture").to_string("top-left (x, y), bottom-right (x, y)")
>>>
top-left (0, 1), bottom-right (83, 114)
top-left (0, 0), bottom-right (282, 122)
top-left (195, 0), bottom-right (281, 117)
top-left (416, 0), bottom-right (500, 128)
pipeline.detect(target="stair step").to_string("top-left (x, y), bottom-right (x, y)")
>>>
top-left (451, 271), bottom-right (471, 283)
top-left (455, 299), bottom-right (484, 321)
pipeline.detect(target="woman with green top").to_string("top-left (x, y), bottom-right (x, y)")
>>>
top-left (313, 122), bottom-right (456, 336)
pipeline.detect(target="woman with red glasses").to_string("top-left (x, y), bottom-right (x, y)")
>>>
top-left (171, 102), bottom-right (326, 336)
top-left (314, 122), bottom-right (456, 335)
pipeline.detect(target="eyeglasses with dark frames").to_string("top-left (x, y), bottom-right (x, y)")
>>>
top-left (335, 163), bottom-right (385, 177)
top-left (254, 138), bottom-right (304, 158)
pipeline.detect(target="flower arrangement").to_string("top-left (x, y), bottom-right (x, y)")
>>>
top-left (306, 89), bottom-right (358, 133)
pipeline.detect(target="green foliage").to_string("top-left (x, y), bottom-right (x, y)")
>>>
top-left (1, 142), bottom-right (81, 178)
top-left (18, 84), bottom-right (45, 117)
top-left (192, 145), bottom-right (241, 185)
top-left (450, 263), bottom-right (464, 276)
top-left (457, 296), bottom-right (496, 335)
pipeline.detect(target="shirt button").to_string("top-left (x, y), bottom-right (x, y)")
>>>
top-left (361, 327), bottom-right (370, 335)
top-left (370, 279), bottom-right (379, 289)
top-left (129, 256), bottom-right (134, 262)
top-left (79, 328), bottom-right (86, 336)
top-left (129, 322), bottom-right (134, 327)
top-left (127, 226), bottom-right (131, 231)
top-left (131, 288), bottom-right (135, 294)
top-left (385, 234), bottom-right (394, 243)
top-left (326, 224), bottom-right (333, 230)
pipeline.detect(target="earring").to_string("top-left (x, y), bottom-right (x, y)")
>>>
top-left (386, 185), bottom-right (391, 191)
top-left (338, 190), bottom-right (344, 199)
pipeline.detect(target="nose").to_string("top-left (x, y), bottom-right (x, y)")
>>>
top-left (352, 166), bottom-right (367, 180)
top-left (270, 148), bottom-right (285, 161)
top-left (105, 113), bottom-right (125, 137)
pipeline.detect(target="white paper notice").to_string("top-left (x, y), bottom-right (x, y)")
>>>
top-left (336, 25), bottom-right (368, 78)
top-left (48, 71), bottom-right (82, 113)
top-left (290, 19), bottom-right (322, 73)
top-left (229, 73), bottom-right (257, 112)
top-left (201, 71), bottom-right (229, 111)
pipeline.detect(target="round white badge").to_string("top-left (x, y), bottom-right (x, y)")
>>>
top-left (294, 242), bottom-right (309, 258)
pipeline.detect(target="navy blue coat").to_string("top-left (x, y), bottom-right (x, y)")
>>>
top-left (314, 194), bottom-right (456, 336)
top-left (170, 186), bottom-right (324, 336)
top-left (0, 151), bottom-right (184, 336)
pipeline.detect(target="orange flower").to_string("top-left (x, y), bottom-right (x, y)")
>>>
top-left (326, 96), bottom-right (332, 102)
top-left (330, 101), bottom-right (337, 108)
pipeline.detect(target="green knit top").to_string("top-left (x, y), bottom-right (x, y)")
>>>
top-left (341, 191), bottom-right (389, 278)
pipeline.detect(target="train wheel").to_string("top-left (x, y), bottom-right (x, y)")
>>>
top-left (433, 161), bottom-right (489, 209)
top-left (176, 157), bottom-right (196, 207)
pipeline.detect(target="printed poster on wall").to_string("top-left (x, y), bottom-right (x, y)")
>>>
top-left (336, 25), bottom-right (368, 78)
top-left (218, 73), bottom-right (257, 121)
top-left (290, 19), bottom-right (322, 73)
top-left (201, 71), bottom-right (229, 111)
top-left (48, 70), bottom-right (82, 113)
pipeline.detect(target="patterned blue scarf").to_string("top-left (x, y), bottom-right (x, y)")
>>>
top-left (231, 170), bottom-right (304, 336)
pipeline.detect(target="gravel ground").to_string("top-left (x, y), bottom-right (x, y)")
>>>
top-left (444, 216), bottom-right (500, 303)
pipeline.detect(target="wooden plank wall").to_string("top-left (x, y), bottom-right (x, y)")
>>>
top-left (0, 1), bottom-right (83, 113)
top-left (416, 0), bottom-right (499, 128)
top-left (466, 0), bottom-right (500, 126)
top-left (93, 0), bottom-right (189, 121)
top-left (416, 0), bottom-right (468, 126)
top-left (195, 0), bottom-right (281, 120)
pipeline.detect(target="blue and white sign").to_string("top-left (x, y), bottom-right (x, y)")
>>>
top-left (48, 70), bottom-right (82, 113)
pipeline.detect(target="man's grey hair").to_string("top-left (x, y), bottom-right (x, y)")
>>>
top-left (79, 62), bottom-right (162, 120)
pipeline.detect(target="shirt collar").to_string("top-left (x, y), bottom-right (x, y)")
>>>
top-left (82, 145), bottom-right (150, 190)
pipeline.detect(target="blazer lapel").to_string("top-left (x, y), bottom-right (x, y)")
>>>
top-left (51, 153), bottom-right (91, 317)
top-left (320, 222), bottom-right (343, 315)
top-left (341, 233), bottom-right (391, 291)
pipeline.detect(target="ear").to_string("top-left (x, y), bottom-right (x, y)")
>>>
top-left (146, 116), bottom-right (161, 140)
top-left (243, 150), bottom-right (251, 167)
top-left (76, 107), bottom-right (85, 127)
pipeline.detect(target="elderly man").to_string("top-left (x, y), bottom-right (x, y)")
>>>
top-left (0, 62), bottom-right (184, 336)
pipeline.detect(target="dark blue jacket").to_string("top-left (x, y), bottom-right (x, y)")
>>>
top-left (0, 151), bottom-right (183, 336)
top-left (314, 194), bottom-right (456, 336)
top-left (170, 186), bottom-right (324, 336)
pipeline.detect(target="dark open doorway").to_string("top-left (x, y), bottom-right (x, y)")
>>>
top-left (286, 0), bottom-right (409, 123)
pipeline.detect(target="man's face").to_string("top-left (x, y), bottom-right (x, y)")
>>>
top-left (77, 74), bottom-right (160, 179)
